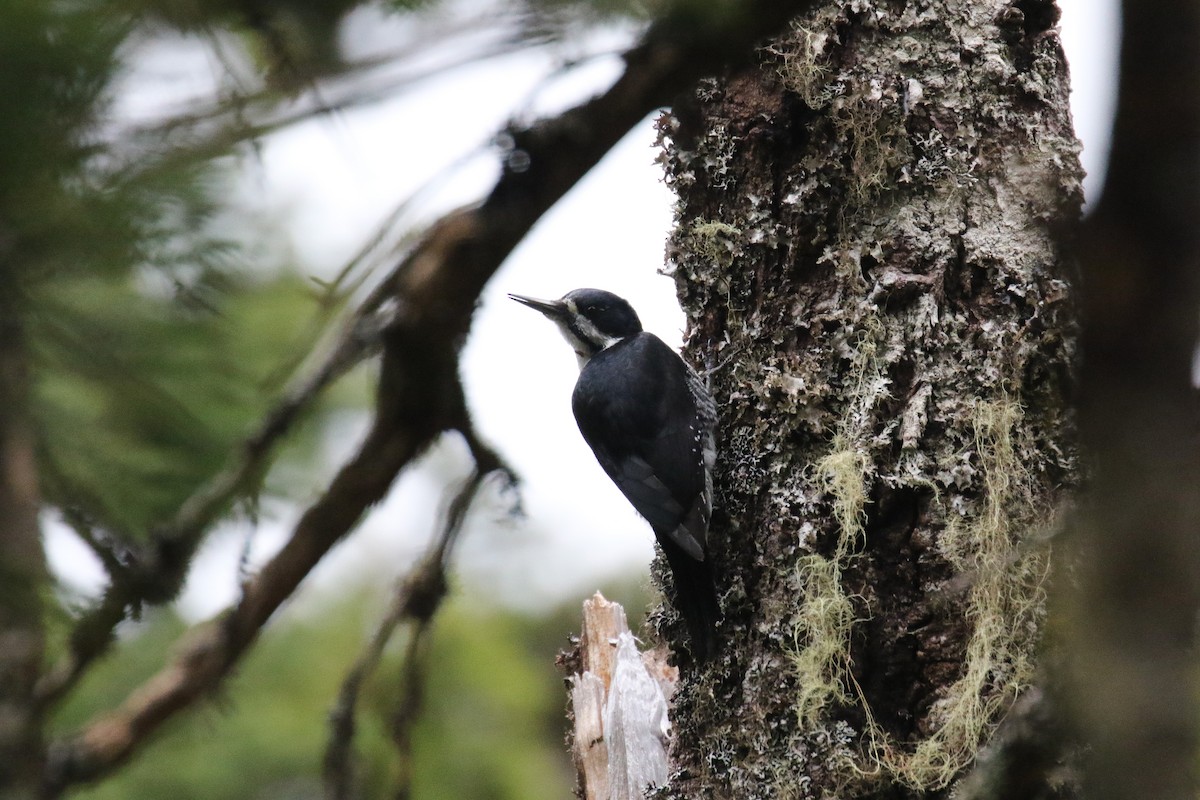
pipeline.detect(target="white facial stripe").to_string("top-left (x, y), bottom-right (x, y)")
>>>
top-left (573, 316), bottom-right (619, 349)
top-left (554, 315), bottom-right (620, 368)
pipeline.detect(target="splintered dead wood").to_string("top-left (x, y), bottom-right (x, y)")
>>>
top-left (569, 593), bottom-right (627, 800)
top-left (561, 593), bottom-right (677, 800)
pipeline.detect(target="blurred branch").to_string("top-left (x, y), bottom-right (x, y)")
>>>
top-left (0, 298), bottom-right (49, 793)
top-left (954, 685), bottom-right (1079, 800)
top-left (41, 0), bottom-right (816, 790)
top-left (105, 11), bottom-right (548, 184)
top-left (386, 615), bottom-right (432, 800)
top-left (43, 330), bottom-right (470, 794)
top-left (1065, 1), bottom-right (1200, 798)
top-left (323, 438), bottom-right (505, 800)
top-left (34, 304), bottom-right (382, 708)
top-left (56, 506), bottom-right (130, 580)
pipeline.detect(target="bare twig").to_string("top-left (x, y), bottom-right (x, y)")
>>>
top-left (43, 354), bottom-right (466, 795)
top-left (323, 435), bottom-right (507, 800)
top-left (55, 506), bottom-right (130, 580)
top-left (104, 8), bottom-right (553, 184)
top-left (40, 0), bottom-right (815, 790)
top-left (387, 616), bottom-right (432, 800)
top-left (34, 303), bottom-right (382, 708)
top-left (384, 456), bottom-right (495, 800)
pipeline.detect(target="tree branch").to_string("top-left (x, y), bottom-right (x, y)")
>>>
top-left (34, 293), bottom-right (385, 708)
top-left (55, 507), bottom-right (130, 580)
top-left (323, 437), bottom-right (507, 800)
top-left (43, 332), bottom-right (465, 793)
top-left (0, 291), bottom-right (49, 795)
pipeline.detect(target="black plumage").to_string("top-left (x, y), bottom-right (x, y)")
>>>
top-left (509, 289), bottom-right (719, 660)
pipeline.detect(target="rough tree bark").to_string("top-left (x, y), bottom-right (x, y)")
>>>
top-left (656, 1), bottom-right (1081, 796)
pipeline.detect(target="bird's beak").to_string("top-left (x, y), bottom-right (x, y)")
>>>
top-left (508, 293), bottom-right (567, 319)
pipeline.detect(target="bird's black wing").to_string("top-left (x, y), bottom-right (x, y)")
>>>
top-left (571, 333), bottom-right (709, 561)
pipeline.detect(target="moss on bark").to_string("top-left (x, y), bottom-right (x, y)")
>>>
top-left (654, 2), bottom-right (1081, 796)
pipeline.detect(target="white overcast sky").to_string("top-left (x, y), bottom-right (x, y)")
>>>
top-left (47, 0), bottom-right (1121, 619)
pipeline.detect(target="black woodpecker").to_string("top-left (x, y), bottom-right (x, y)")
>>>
top-left (509, 288), bottom-right (720, 661)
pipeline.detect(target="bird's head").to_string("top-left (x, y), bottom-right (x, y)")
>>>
top-left (509, 288), bottom-right (643, 366)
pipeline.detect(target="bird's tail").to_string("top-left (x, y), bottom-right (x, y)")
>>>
top-left (661, 545), bottom-right (720, 663)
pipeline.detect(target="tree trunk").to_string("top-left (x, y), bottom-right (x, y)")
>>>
top-left (656, 1), bottom-right (1081, 796)
top-left (0, 287), bottom-right (47, 798)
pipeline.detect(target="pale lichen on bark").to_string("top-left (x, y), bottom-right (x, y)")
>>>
top-left (654, 1), bottom-right (1081, 797)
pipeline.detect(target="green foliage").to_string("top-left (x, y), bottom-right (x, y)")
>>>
top-left (0, 0), bottom-right (124, 285)
top-left (0, 0), bottom-right (371, 541)
top-left (31, 268), bottom-right (352, 539)
top-left (54, 595), bottom-right (575, 800)
top-left (0, 0), bottom-right (122, 220)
